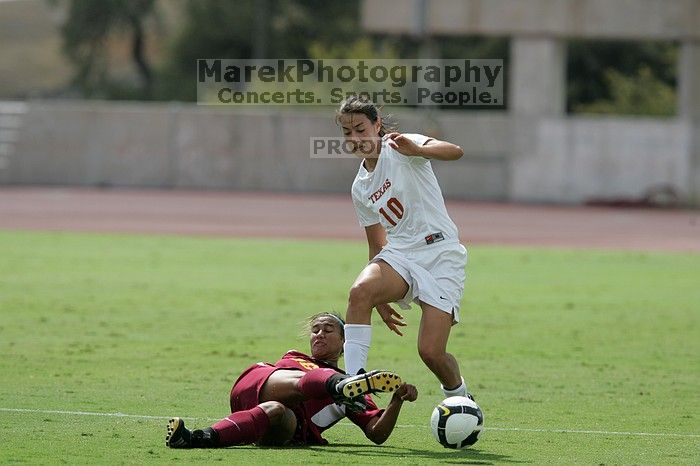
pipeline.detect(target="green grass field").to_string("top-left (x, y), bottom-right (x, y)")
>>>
top-left (0, 231), bottom-right (698, 464)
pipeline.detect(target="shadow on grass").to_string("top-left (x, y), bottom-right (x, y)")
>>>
top-left (232, 443), bottom-right (521, 464)
top-left (317, 443), bottom-right (521, 464)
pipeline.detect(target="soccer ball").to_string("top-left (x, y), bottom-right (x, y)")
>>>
top-left (430, 396), bottom-right (484, 449)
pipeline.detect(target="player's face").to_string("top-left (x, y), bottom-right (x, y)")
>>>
top-left (309, 316), bottom-right (344, 361)
top-left (339, 113), bottom-right (381, 158)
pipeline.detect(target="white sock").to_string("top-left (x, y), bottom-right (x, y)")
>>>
top-left (442, 377), bottom-right (467, 398)
top-left (343, 324), bottom-right (372, 375)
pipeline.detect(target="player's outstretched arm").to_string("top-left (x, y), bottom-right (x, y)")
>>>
top-left (385, 132), bottom-right (463, 161)
top-left (363, 383), bottom-right (418, 445)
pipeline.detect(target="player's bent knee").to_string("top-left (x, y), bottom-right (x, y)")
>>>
top-left (418, 345), bottom-right (446, 367)
top-left (258, 401), bottom-right (287, 423)
top-left (348, 282), bottom-right (374, 309)
top-left (256, 405), bottom-right (296, 446)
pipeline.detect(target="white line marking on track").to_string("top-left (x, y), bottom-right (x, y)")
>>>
top-left (2, 407), bottom-right (698, 439)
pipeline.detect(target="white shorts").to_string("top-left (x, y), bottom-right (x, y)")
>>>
top-left (372, 240), bottom-right (467, 323)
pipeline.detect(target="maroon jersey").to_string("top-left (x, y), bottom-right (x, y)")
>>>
top-left (230, 350), bottom-right (383, 445)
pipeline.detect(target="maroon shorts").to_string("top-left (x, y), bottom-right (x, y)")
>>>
top-left (229, 363), bottom-right (280, 413)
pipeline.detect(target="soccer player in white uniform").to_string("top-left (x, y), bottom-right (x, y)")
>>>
top-left (337, 96), bottom-right (470, 399)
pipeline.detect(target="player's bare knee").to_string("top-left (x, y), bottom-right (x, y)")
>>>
top-left (258, 401), bottom-right (287, 424)
top-left (348, 281), bottom-right (374, 310)
top-left (257, 405), bottom-right (296, 446)
top-left (418, 344), bottom-right (445, 368)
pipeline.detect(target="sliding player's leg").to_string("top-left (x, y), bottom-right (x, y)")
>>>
top-left (261, 368), bottom-right (402, 411)
top-left (166, 401), bottom-right (293, 448)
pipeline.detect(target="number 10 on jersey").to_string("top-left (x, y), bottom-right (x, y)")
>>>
top-left (379, 197), bottom-right (404, 226)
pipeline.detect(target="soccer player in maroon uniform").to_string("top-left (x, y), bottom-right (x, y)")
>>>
top-left (165, 312), bottom-right (417, 448)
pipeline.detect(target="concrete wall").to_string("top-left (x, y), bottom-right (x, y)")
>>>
top-left (0, 101), bottom-right (512, 199)
top-left (0, 101), bottom-right (508, 199)
top-left (0, 100), bottom-right (695, 205)
top-left (511, 116), bottom-right (690, 203)
top-left (359, 0), bottom-right (700, 204)
top-left (2, 101), bottom-right (358, 193)
top-left (362, 0), bottom-right (700, 40)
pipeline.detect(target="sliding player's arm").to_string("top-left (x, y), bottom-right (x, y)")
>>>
top-left (363, 383), bottom-right (418, 445)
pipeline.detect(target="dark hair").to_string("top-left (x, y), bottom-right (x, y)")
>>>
top-left (304, 312), bottom-right (345, 338)
top-left (335, 95), bottom-right (397, 137)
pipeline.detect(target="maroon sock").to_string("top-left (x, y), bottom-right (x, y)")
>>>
top-left (210, 406), bottom-right (270, 446)
top-left (297, 368), bottom-right (338, 399)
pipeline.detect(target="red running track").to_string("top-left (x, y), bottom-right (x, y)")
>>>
top-left (0, 187), bottom-right (698, 252)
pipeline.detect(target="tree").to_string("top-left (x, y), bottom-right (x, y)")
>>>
top-left (53, 0), bottom-right (157, 98)
top-left (572, 66), bottom-right (675, 116)
top-left (158, 0), bottom-right (362, 101)
top-left (567, 40), bottom-right (677, 115)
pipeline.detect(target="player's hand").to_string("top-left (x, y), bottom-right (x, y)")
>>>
top-left (392, 383), bottom-right (418, 402)
top-left (375, 303), bottom-right (406, 336)
top-left (384, 132), bottom-right (421, 157)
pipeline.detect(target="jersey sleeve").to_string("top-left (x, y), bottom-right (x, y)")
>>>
top-left (352, 191), bottom-right (381, 227)
top-left (345, 394), bottom-right (383, 431)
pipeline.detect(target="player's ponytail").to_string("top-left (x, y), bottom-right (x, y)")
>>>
top-left (335, 95), bottom-right (397, 137)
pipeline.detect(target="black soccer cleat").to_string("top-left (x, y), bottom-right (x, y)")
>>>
top-left (166, 418), bottom-right (218, 448)
top-left (166, 417), bottom-right (192, 448)
top-left (336, 370), bottom-right (403, 399)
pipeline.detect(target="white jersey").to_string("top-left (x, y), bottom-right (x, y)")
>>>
top-left (351, 133), bottom-right (459, 250)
